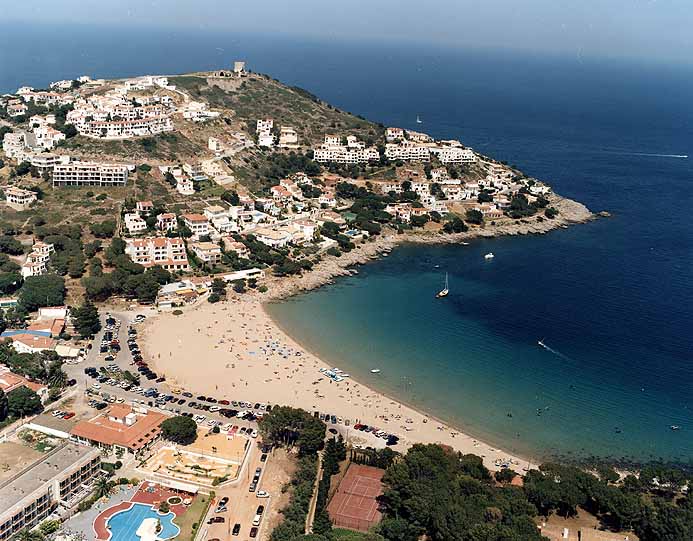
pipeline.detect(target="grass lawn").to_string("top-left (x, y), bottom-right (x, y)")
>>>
top-left (175, 493), bottom-right (212, 541)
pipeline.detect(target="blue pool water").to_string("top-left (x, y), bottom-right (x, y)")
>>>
top-left (107, 503), bottom-right (179, 541)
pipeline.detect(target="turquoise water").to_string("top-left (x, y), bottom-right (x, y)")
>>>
top-left (107, 503), bottom-right (179, 541)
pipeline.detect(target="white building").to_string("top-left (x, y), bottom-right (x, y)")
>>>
top-left (313, 135), bottom-right (380, 164)
top-left (78, 115), bottom-right (173, 139)
top-left (176, 178), bottom-right (194, 195)
top-left (124, 213), bottom-right (147, 234)
top-left (386, 127), bottom-right (405, 142)
top-left (2, 132), bottom-right (27, 159)
top-left (430, 145), bottom-right (476, 164)
top-left (5, 187), bottom-right (37, 210)
top-left (190, 241), bottom-right (222, 266)
top-left (257, 119), bottom-right (273, 133)
top-left (52, 161), bottom-right (130, 187)
top-left (253, 227), bottom-right (293, 248)
top-left (21, 241), bottom-right (54, 278)
top-left (385, 142), bottom-right (431, 162)
top-left (34, 125), bottom-right (65, 150)
top-left (125, 237), bottom-right (189, 271)
top-left (258, 131), bottom-right (275, 148)
top-left (181, 214), bottom-right (210, 239)
top-left (156, 213), bottom-right (177, 232)
top-left (278, 126), bottom-right (298, 148)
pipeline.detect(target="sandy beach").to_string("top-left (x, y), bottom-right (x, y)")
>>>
top-left (141, 294), bottom-right (532, 472)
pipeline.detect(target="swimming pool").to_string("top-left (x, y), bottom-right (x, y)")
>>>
top-left (106, 503), bottom-right (180, 541)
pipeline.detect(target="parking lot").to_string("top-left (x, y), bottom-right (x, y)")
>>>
top-left (62, 311), bottom-right (267, 435)
top-left (197, 443), bottom-right (293, 541)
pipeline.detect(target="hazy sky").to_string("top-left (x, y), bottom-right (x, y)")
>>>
top-left (4, 0), bottom-right (692, 65)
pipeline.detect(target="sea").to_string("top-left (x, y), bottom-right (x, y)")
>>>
top-left (2, 23), bottom-right (692, 465)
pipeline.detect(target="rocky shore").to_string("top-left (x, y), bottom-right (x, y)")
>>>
top-left (265, 194), bottom-right (595, 300)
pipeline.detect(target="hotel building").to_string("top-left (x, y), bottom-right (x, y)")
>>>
top-left (124, 237), bottom-right (189, 271)
top-left (0, 443), bottom-right (101, 541)
top-left (52, 161), bottom-right (129, 187)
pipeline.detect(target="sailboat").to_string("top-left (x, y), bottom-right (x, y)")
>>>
top-left (416, 115), bottom-right (423, 124)
top-left (436, 273), bottom-right (449, 298)
top-left (538, 338), bottom-right (547, 349)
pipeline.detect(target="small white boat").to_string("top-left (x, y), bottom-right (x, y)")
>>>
top-left (370, 369), bottom-right (381, 374)
top-left (461, 242), bottom-right (470, 246)
top-left (484, 253), bottom-right (495, 260)
top-left (416, 115), bottom-right (423, 124)
top-left (436, 273), bottom-right (449, 298)
top-left (538, 338), bottom-right (546, 349)
top-left (670, 425), bottom-right (681, 431)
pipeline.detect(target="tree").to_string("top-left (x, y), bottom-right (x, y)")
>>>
top-left (7, 386), bottom-right (43, 418)
top-left (221, 190), bottom-right (240, 206)
top-left (259, 406), bottom-right (326, 456)
top-left (90, 220), bottom-right (117, 238)
top-left (19, 274), bottom-right (66, 312)
top-left (0, 389), bottom-right (8, 421)
top-left (545, 207), bottom-right (559, 219)
top-left (0, 235), bottom-right (24, 255)
top-left (73, 300), bottom-right (101, 338)
top-left (211, 278), bottom-right (226, 296)
top-left (161, 415), bottom-right (198, 445)
top-left (0, 271), bottom-right (22, 294)
top-left (443, 216), bottom-right (468, 233)
top-left (465, 209), bottom-right (484, 225)
top-left (94, 477), bottom-right (112, 499)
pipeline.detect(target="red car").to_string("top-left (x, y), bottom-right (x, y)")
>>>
top-left (219, 400), bottom-right (230, 405)
top-left (63, 412), bottom-right (75, 419)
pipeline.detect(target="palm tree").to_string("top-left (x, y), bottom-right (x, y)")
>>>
top-left (95, 477), bottom-right (111, 499)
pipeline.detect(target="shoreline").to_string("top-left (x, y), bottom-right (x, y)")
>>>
top-left (263, 302), bottom-right (548, 466)
top-left (263, 193), bottom-right (596, 301)
top-left (140, 294), bottom-right (534, 472)
top-left (137, 193), bottom-right (594, 473)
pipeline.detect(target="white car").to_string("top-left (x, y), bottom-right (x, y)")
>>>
top-left (92, 383), bottom-right (101, 389)
top-left (209, 406), bottom-right (220, 413)
top-left (256, 491), bottom-right (270, 498)
top-left (251, 429), bottom-right (258, 438)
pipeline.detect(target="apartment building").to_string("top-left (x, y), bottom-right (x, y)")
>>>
top-left (124, 237), bottom-right (189, 271)
top-left (181, 214), bottom-right (209, 239)
top-left (313, 143), bottom-right (380, 164)
top-left (21, 242), bottom-right (54, 278)
top-left (0, 443), bottom-right (101, 541)
top-left (190, 242), bottom-right (223, 266)
top-left (385, 142), bottom-right (431, 162)
top-left (278, 126), bottom-right (299, 148)
top-left (79, 115), bottom-right (173, 139)
top-left (52, 161), bottom-right (129, 187)
top-left (430, 146), bottom-right (476, 164)
top-left (156, 213), bottom-right (177, 232)
top-left (124, 213), bottom-right (147, 234)
top-left (5, 187), bottom-right (37, 210)
top-left (2, 132), bottom-right (27, 159)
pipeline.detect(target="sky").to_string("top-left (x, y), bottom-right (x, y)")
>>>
top-left (3, 0), bottom-right (692, 66)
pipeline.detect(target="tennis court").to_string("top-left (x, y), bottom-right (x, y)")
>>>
top-left (327, 464), bottom-right (384, 532)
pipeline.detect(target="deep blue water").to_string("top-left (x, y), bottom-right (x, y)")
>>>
top-left (2, 24), bottom-right (692, 462)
